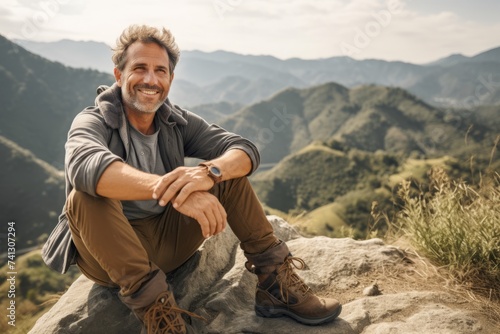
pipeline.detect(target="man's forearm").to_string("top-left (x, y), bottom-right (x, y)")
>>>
top-left (97, 149), bottom-right (252, 203)
top-left (205, 148), bottom-right (253, 182)
top-left (96, 161), bottom-right (160, 200)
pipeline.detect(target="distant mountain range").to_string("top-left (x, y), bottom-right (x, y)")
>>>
top-left (1, 34), bottom-right (498, 246)
top-left (218, 82), bottom-right (495, 164)
top-left (13, 38), bottom-right (500, 108)
top-left (0, 35), bottom-right (114, 165)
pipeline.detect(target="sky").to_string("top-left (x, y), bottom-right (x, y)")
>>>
top-left (1, 0), bottom-right (499, 64)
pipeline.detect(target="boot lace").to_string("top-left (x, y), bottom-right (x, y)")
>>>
top-left (143, 291), bottom-right (205, 334)
top-left (276, 256), bottom-right (311, 303)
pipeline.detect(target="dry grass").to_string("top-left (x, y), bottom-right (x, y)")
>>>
top-left (385, 167), bottom-right (500, 326)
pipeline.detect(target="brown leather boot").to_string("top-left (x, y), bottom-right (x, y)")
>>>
top-left (245, 241), bottom-right (342, 326)
top-left (140, 289), bottom-right (204, 334)
top-left (119, 269), bottom-right (203, 333)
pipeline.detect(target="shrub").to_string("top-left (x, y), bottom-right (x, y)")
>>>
top-left (395, 167), bottom-right (500, 300)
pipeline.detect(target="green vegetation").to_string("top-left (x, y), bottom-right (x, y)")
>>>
top-left (221, 82), bottom-right (497, 167)
top-left (0, 35), bottom-right (114, 166)
top-left (0, 250), bottom-right (80, 333)
top-left (252, 139), bottom-right (475, 238)
top-left (1, 135), bottom-right (65, 249)
top-left (1, 35), bottom-right (499, 331)
top-left (392, 168), bottom-right (500, 300)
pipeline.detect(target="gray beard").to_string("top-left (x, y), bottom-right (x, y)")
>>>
top-left (131, 99), bottom-right (164, 114)
top-left (122, 88), bottom-right (166, 114)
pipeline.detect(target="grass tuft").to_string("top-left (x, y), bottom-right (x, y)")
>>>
top-left (393, 167), bottom-right (500, 301)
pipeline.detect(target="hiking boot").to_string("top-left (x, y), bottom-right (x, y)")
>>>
top-left (119, 269), bottom-right (203, 333)
top-left (140, 290), bottom-right (204, 334)
top-left (245, 241), bottom-right (342, 325)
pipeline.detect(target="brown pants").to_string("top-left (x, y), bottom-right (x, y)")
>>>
top-left (66, 177), bottom-right (277, 296)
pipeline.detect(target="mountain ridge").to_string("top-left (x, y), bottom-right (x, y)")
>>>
top-left (0, 34), bottom-right (114, 165)
top-left (1, 33), bottom-right (498, 254)
top-left (11, 37), bottom-right (500, 107)
top-left (219, 81), bottom-right (494, 165)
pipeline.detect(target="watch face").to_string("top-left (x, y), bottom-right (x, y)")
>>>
top-left (210, 166), bottom-right (222, 177)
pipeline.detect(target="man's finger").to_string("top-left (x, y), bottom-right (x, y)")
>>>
top-left (196, 214), bottom-right (210, 239)
top-left (173, 183), bottom-right (194, 208)
top-left (213, 203), bottom-right (226, 235)
top-left (152, 174), bottom-right (174, 200)
top-left (159, 180), bottom-right (183, 206)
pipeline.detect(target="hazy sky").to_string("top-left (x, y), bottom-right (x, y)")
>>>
top-left (1, 0), bottom-right (499, 64)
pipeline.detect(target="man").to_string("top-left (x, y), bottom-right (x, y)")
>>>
top-left (42, 24), bottom-right (342, 333)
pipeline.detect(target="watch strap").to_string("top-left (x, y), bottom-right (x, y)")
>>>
top-left (199, 162), bottom-right (223, 184)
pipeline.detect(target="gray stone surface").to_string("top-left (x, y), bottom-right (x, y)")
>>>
top-left (29, 216), bottom-right (493, 334)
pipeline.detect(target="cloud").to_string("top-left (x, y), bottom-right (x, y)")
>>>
top-left (365, 9), bottom-right (500, 62)
top-left (0, 0), bottom-right (499, 63)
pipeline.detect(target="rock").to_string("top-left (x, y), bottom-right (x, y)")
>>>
top-left (362, 283), bottom-right (381, 296)
top-left (29, 216), bottom-right (495, 334)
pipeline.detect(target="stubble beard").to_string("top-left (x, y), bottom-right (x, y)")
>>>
top-left (123, 86), bottom-right (167, 114)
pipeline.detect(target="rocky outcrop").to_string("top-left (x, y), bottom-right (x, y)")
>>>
top-left (29, 216), bottom-right (494, 333)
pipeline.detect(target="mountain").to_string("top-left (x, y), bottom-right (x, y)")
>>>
top-left (13, 39), bottom-right (114, 73)
top-left (426, 53), bottom-right (470, 67)
top-left (219, 82), bottom-right (495, 165)
top-left (0, 35), bottom-right (114, 166)
top-left (13, 38), bottom-right (500, 108)
top-left (0, 135), bottom-right (65, 251)
top-left (188, 101), bottom-right (243, 124)
top-left (233, 83), bottom-right (497, 235)
top-left (1, 35), bottom-right (497, 248)
top-left (470, 46), bottom-right (500, 63)
top-left (253, 141), bottom-right (401, 217)
top-left (409, 60), bottom-right (500, 107)
top-left (428, 46), bottom-right (500, 66)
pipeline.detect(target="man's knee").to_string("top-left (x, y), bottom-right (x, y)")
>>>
top-left (68, 189), bottom-right (121, 207)
top-left (66, 190), bottom-right (123, 225)
top-left (67, 189), bottom-right (93, 205)
top-left (220, 176), bottom-right (253, 193)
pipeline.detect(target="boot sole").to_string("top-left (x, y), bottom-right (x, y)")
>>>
top-left (255, 304), bottom-right (342, 326)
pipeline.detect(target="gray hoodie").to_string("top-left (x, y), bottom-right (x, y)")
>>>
top-left (42, 83), bottom-right (260, 273)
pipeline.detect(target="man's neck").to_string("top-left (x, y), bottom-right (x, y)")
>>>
top-left (125, 109), bottom-right (156, 135)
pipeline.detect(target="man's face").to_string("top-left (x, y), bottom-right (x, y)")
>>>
top-left (114, 41), bottom-right (174, 114)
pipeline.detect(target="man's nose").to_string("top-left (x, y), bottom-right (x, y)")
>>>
top-left (143, 69), bottom-right (158, 85)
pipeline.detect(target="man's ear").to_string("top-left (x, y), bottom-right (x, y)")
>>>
top-left (114, 67), bottom-right (122, 86)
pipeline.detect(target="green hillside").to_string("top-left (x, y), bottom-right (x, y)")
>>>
top-left (1, 34), bottom-right (497, 252)
top-left (220, 82), bottom-right (495, 164)
top-left (0, 35), bottom-right (114, 166)
top-left (0, 250), bottom-right (80, 333)
top-left (0, 136), bottom-right (65, 250)
top-left (252, 140), bottom-right (482, 238)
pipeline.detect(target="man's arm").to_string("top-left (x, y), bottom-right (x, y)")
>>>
top-left (207, 148), bottom-right (252, 180)
top-left (96, 160), bottom-right (230, 238)
top-left (95, 161), bottom-right (160, 200)
top-left (152, 148), bottom-right (252, 207)
top-left (179, 107), bottom-right (260, 174)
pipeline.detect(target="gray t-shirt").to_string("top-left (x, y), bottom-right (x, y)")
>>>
top-left (122, 122), bottom-right (167, 220)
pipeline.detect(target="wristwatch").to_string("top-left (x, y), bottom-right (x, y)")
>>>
top-left (199, 162), bottom-right (223, 184)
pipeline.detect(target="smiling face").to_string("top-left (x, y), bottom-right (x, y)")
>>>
top-left (114, 41), bottom-right (174, 115)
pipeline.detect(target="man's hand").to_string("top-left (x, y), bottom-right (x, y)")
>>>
top-left (174, 191), bottom-right (227, 238)
top-left (152, 166), bottom-right (214, 208)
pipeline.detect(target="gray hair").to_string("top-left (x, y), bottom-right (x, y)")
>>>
top-left (112, 24), bottom-right (180, 74)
